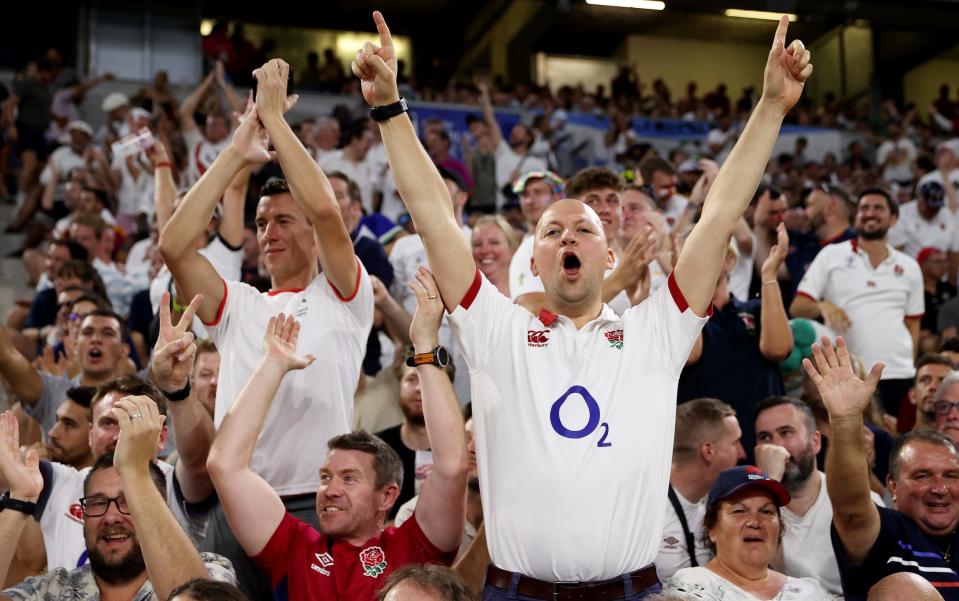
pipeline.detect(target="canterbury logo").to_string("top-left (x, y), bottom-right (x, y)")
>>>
top-left (527, 330), bottom-right (550, 347)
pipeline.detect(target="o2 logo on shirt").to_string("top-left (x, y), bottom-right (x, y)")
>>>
top-left (549, 386), bottom-right (611, 448)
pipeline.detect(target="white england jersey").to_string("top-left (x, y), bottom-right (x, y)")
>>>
top-left (204, 259), bottom-right (373, 495)
top-left (447, 271), bottom-right (707, 581)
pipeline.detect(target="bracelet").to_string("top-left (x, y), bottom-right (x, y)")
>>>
top-left (762, 279), bottom-right (778, 285)
top-left (162, 378), bottom-right (191, 402)
top-left (155, 161), bottom-right (173, 170)
top-left (171, 298), bottom-right (189, 313)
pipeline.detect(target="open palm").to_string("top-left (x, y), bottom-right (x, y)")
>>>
top-left (802, 337), bottom-right (883, 420)
top-left (263, 314), bottom-right (315, 372)
top-left (762, 16), bottom-right (813, 113)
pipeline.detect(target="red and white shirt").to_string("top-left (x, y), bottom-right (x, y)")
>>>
top-left (796, 240), bottom-right (923, 379)
top-left (888, 200), bottom-right (958, 259)
top-left (184, 129), bottom-right (231, 188)
top-left (205, 260), bottom-right (373, 495)
top-left (447, 271), bottom-right (708, 581)
top-left (253, 511), bottom-right (455, 600)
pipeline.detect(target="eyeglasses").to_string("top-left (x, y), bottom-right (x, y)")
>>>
top-left (934, 401), bottom-right (959, 416)
top-left (79, 495), bottom-right (130, 517)
top-left (68, 312), bottom-right (91, 322)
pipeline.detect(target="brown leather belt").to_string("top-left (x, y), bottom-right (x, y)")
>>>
top-left (485, 564), bottom-right (659, 601)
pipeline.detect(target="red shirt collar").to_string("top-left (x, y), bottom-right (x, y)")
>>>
top-left (538, 309), bottom-right (559, 326)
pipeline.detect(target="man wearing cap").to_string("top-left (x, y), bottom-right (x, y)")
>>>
top-left (508, 170), bottom-right (564, 314)
top-left (38, 121), bottom-right (97, 210)
top-left (804, 336), bottom-right (959, 600)
top-left (890, 181), bottom-right (957, 261)
top-left (792, 189), bottom-right (923, 416)
top-left (918, 143), bottom-right (959, 215)
top-left (913, 247), bottom-right (956, 353)
top-left (97, 91), bottom-right (130, 148)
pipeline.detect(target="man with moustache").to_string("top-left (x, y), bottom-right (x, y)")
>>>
top-left (0, 400), bottom-right (233, 600)
top-left (754, 395), bottom-right (883, 598)
top-left (792, 189), bottom-right (923, 416)
top-left (901, 354), bottom-right (953, 433)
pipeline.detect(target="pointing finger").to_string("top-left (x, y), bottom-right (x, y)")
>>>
top-left (373, 11), bottom-right (394, 51)
top-left (772, 14), bottom-right (789, 51)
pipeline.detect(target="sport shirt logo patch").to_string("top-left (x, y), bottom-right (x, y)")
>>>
top-left (310, 551), bottom-right (333, 576)
top-left (527, 330), bottom-right (550, 347)
top-left (359, 546), bottom-right (387, 578)
top-left (67, 503), bottom-right (84, 523)
top-left (604, 329), bottom-right (623, 350)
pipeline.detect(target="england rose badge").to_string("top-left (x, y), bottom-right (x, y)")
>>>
top-left (359, 546), bottom-right (387, 578)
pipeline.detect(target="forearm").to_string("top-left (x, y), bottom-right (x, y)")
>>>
top-left (219, 167), bottom-right (249, 248)
top-left (825, 416), bottom-right (875, 522)
top-left (0, 330), bottom-right (42, 406)
top-left (759, 281), bottom-right (793, 361)
top-left (168, 395), bottom-right (215, 497)
top-left (379, 298), bottom-right (413, 346)
top-left (0, 512), bottom-right (31, 587)
top-left (219, 81), bottom-right (245, 115)
top-left (452, 524), bottom-right (488, 594)
top-left (752, 226), bottom-right (774, 274)
top-left (154, 163), bottom-right (177, 233)
top-left (40, 180), bottom-right (55, 211)
top-left (123, 469), bottom-right (206, 600)
top-left (178, 79), bottom-right (213, 128)
top-left (480, 95), bottom-right (503, 145)
top-left (907, 319), bottom-right (920, 359)
top-left (160, 148), bottom-right (245, 261)
top-left (789, 295), bottom-right (821, 319)
top-left (417, 363), bottom-right (467, 479)
top-left (208, 361), bottom-right (286, 473)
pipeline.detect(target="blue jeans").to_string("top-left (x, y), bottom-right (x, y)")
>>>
top-left (482, 569), bottom-right (662, 601)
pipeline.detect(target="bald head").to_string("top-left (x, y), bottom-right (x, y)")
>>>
top-left (535, 198), bottom-right (604, 240)
top-left (867, 573), bottom-right (944, 601)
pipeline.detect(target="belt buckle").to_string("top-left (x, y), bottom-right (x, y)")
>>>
top-left (552, 580), bottom-right (575, 601)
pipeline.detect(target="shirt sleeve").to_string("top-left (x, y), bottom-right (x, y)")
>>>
top-left (251, 512), bottom-right (311, 587)
top-left (1, 569), bottom-right (68, 600)
top-left (401, 511), bottom-right (458, 566)
top-left (446, 271), bottom-right (522, 373)
top-left (795, 246), bottom-right (832, 302)
top-left (200, 552), bottom-right (240, 586)
top-left (622, 273), bottom-right (710, 377)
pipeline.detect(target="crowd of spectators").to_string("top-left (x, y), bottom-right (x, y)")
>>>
top-left (0, 10), bottom-right (958, 601)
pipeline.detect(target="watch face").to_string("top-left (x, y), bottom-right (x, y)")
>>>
top-left (436, 346), bottom-right (450, 367)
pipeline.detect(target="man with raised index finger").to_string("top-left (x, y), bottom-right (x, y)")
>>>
top-left (353, 10), bottom-right (812, 600)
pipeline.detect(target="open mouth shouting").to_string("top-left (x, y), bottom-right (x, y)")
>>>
top-left (562, 251), bottom-right (582, 280)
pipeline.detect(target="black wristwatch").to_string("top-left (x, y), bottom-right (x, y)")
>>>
top-left (162, 378), bottom-right (191, 402)
top-left (406, 346), bottom-right (450, 369)
top-left (369, 98), bottom-right (408, 122)
top-left (0, 491), bottom-right (36, 516)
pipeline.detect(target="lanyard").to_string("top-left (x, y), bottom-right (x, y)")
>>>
top-left (667, 485), bottom-right (699, 568)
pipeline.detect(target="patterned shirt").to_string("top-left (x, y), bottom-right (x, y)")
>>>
top-left (1, 552), bottom-right (236, 600)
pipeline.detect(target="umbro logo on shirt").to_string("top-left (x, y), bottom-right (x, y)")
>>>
top-left (528, 330), bottom-right (550, 347)
top-left (310, 552), bottom-right (334, 576)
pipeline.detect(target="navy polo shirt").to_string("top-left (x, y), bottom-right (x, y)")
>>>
top-left (785, 227), bottom-right (857, 298)
top-left (677, 295), bottom-right (784, 460)
top-left (832, 506), bottom-right (959, 600)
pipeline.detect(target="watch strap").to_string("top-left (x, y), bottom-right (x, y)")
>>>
top-left (406, 346), bottom-right (444, 368)
top-left (162, 378), bottom-right (191, 402)
top-left (0, 492), bottom-right (37, 516)
top-left (369, 98), bottom-right (409, 122)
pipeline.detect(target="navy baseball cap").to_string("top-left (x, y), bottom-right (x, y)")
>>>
top-left (920, 181), bottom-right (946, 209)
top-left (707, 466), bottom-right (790, 510)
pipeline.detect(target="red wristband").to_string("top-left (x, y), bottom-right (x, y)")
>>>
top-left (155, 162), bottom-right (173, 169)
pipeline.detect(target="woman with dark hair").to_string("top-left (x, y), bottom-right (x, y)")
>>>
top-left (169, 579), bottom-right (250, 601)
top-left (667, 466), bottom-right (829, 600)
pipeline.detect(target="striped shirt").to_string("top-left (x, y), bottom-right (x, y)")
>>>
top-left (832, 506), bottom-right (959, 600)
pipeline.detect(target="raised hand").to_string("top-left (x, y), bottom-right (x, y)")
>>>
top-left (151, 291), bottom-right (202, 392)
top-left (262, 313), bottom-right (315, 372)
top-left (802, 336), bottom-right (883, 421)
top-left (229, 101), bottom-right (274, 165)
top-left (761, 16), bottom-right (813, 113)
top-left (252, 59), bottom-right (299, 120)
top-left (0, 411), bottom-right (42, 502)
top-left (760, 223), bottom-right (789, 280)
top-left (616, 226), bottom-right (657, 290)
top-left (408, 267), bottom-right (444, 352)
top-left (351, 11), bottom-right (400, 107)
top-left (112, 395), bottom-right (165, 477)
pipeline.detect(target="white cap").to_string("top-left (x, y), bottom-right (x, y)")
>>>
top-left (66, 120), bottom-right (94, 137)
top-left (129, 107), bottom-right (152, 121)
top-left (101, 92), bottom-right (129, 113)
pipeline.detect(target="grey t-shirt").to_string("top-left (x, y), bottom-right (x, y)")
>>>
top-left (23, 373), bottom-right (80, 439)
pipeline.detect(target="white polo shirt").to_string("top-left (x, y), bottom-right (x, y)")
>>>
top-left (888, 200), bottom-right (957, 259)
top-left (205, 259), bottom-right (373, 495)
top-left (37, 460), bottom-right (203, 570)
top-left (447, 270), bottom-right (707, 581)
top-left (796, 240), bottom-right (923, 380)
top-left (509, 235), bottom-right (545, 302)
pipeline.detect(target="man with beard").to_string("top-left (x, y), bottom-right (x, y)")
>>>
top-left (754, 395), bottom-right (884, 597)
top-left (792, 189), bottom-right (923, 416)
top-left (931, 372), bottom-right (959, 445)
top-left (375, 356), bottom-right (456, 518)
top-left (191, 339), bottom-right (219, 417)
top-left (784, 183), bottom-right (855, 295)
top-left (0, 400), bottom-right (234, 600)
top-left (46, 387), bottom-right (95, 469)
top-left (901, 354), bottom-right (953, 433)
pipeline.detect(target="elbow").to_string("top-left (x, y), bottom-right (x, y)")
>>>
top-left (158, 231), bottom-right (186, 263)
top-left (206, 447), bottom-right (232, 482)
top-left (761, 340), bottom-right (793, 363)
top-left (433, 451), bottom-right (470, 482)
